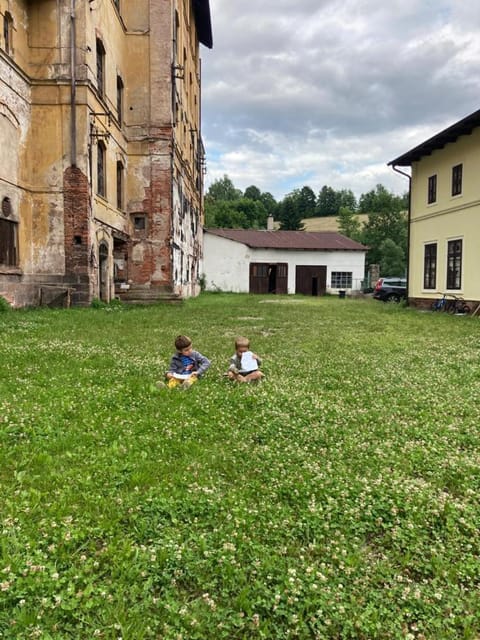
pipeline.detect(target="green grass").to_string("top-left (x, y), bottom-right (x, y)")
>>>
top-left (1, 294), bottom-right (480, 639)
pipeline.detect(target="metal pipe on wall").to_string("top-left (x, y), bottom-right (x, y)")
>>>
top-left (70, 0), bottom-right (77, 166)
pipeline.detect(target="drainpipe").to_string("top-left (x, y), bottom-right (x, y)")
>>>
top-left (70, 0), bottom-right (77, 166)
top-left (392, 165), bottom-right (411, 305)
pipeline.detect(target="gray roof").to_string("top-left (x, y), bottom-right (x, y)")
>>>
top-left (205, 228), bottom-right (367, 251)
top-left (388, 108), bottom-right (480, 167)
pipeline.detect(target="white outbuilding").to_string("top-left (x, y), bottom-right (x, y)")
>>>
top-left (203, 228), bottom-right (367, 295)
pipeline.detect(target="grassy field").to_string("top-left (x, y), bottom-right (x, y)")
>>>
top-left (301, 215), bottom-right (369, 232)
top-left (1, 294), bottom-right (479, 639)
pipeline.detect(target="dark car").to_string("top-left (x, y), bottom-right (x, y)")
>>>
top-left (373, 277), bottom-right (407, 303)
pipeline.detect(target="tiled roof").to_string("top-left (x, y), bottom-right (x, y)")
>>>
top-left (388, 107), bottom-right (480, 166)
top-left (205, 228), bottom-right (367, 251)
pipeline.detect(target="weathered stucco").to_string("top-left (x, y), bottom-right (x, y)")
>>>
top-left (0, 0), bottom-right (208, 306)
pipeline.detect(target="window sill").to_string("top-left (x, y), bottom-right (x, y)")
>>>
top-left (0, 266), bottom-right (22, 276)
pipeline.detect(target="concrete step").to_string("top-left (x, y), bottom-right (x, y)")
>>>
top-left (117, 286), bottom-right (182, 305)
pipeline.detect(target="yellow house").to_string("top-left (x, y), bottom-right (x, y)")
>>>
top-left (0, 0), bottom-right (212, 306)
top-left (389, 109), bottom-right (480, 309)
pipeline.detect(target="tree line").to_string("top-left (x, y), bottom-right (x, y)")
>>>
top-left (204, 175), bottom-right (409, 275)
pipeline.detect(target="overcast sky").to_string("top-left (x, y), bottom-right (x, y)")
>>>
top-left (200, 0), bottom-right (480, 201)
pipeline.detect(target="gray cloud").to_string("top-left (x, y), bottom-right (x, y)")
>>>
top-left (201, 0), bottom-right (480, 199)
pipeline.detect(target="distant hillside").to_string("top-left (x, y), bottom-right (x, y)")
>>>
top-left (301, 214), bottom-right (369, 232)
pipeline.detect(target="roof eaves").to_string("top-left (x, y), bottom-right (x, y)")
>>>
top-left (388, 108), bottom-right (480, 167)
top-left (192, 0), bottom-right (213, 49)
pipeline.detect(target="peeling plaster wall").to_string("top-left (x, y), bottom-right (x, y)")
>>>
top-left (1, 0), bottom-right (206, 306)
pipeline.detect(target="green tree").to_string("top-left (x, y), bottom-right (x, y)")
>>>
top-left (244, 185), bottom-right (262, 201)
top-left (361, 209), bottom-right (408, 270)
top-left (358, 184), bottom-right (406, 214)
top-left (278, 196), bottom-right (304, 230)
top-left (206, 175), bottom-right (242, 202)
top-left (316, 185), bottom-right (341, 217)
top-left (337, 207), bottom-right (362, 241)
top-left (260, 192), bottom-right (278, 217)
top-left (338, 189), bottom-right (357, 211)
top-left (298, 185), bottom-right (317, 219)
top-left (379, 238), bottom-right (406, 277)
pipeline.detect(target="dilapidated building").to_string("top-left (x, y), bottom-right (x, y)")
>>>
top-left (0, 0), bottom-right (212, 306)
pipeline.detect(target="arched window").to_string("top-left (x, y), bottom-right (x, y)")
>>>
top-left (1, 197), bottom-right (18, 266)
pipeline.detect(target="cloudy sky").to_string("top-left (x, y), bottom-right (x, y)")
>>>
top-left (200, 0), bottom-right (480, 201)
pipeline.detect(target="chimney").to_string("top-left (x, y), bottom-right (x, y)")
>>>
top-left (267, 215), bottom-right (274, 231)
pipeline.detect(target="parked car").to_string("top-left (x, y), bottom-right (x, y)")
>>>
top-left (373, 277), bottom-right (407, 303)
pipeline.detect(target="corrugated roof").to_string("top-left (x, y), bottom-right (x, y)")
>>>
top-left (388, 108), bottom-right (480, 167)
top-left (205, 228), bottom-right (367, 251)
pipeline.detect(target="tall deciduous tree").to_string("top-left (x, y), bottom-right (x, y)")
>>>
top-left (337, 207), bottom-right (362, 241)
top-left (316, 185), bottom-right (340, 217)
top-left (206, 175), bottom-right (242, 202)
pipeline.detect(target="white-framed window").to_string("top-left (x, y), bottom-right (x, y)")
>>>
top-left (446, 238), bottom-right (462, 290)
top-left (331, 272), bottom-right (352, 288)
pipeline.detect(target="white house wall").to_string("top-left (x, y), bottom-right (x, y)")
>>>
top-left (203, 234), bottom-right (366, 293)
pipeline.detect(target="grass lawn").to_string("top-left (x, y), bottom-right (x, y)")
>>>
top-left (1, 294), bottom-right (479, 639)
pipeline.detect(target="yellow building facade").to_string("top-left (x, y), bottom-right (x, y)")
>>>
top-left (0, 0), bottom-right (212, 306)
top-left (389, 109), bottom-right (480, 309)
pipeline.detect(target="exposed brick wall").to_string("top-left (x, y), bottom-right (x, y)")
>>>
top-left (128, 139), bottom-right (173, 289)
top-left (409, 297), bottom-right (478, 311)
top-left (63, 166), bottom-right (92, 304)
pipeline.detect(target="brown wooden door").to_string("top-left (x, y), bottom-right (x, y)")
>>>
top-left (250, 262), bottom-right (288, 294)
top-left (295, 265), bottom-right (327, 295)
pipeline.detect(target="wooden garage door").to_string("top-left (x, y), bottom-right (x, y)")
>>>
top-left (249, 263), bottom-right (288, 294)
top-left (295, 265), bottom-right (327, 296)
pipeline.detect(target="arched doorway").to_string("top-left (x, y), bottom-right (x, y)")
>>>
top-left (98, 242), bottom-right (109, 301)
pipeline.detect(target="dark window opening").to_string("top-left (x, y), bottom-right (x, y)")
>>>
top-left (74, 235), bottom-right (82, 245)
top-left (2, 196), bottom-right (12, 217)
top-left (447, 239), bottom-right (462, 290)
top-left (451, 163), bottom-right (462, 197)
top-left (116, 161), bottom-right (124, 210)
top-left (3, 11), bottom-right (13, 55)
top-left (97, 141), bottom-right (106, 197)
top-left (96, 38), bottom-right (105, 97)
top-left (427, 174), bottom-right (437, 204)
top-left (133, 215), bottom-right (146, 231)
top-left (423, 243), bottom-right (437, 289)
top-left (0, 218), bottom-right (18, 266)
top-left (116, 75), bottom-right (123, 123)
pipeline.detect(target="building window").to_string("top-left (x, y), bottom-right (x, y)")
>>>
top-left (451, 163), bottom-right (462, 196)
top-left (446, 239), bottom-right (462, 290)
top-left (97, 142), bottom-right (106, 197)
top-left (427, 175), bottom-right (437, 204)
top-left (0, 217), bottom-right (18, 266)
top-left (116, 75), bottom-right (124, 123)
top-left (3, 11), bottom-right (13, 55)
top-left (331, 272), bottom-right (352, 288)
top-left (96, 38), bottom-right (105, 97)
top-left (116, 161), bottom-right (124, 210)
top-left (133, 214), bottom-right (146, 231)
top-left (423, 243), bottom-right (437, 289)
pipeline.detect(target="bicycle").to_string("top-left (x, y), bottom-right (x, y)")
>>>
top-left (431, 293), bottom-right (448, 311)
top-left (446, 294), bottom-right (470, 315)
top-left (431, 293), bottom-right (470, 314)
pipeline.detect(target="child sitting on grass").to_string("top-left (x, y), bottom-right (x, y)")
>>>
top-left (226, 336), bottom-right (264, 383)
top-left (162, 335), bottom-right (210, 389)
